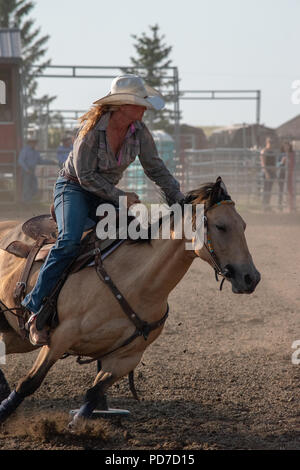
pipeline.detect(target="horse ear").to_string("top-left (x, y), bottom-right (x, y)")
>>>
top-left (209, 176), bottom-right (224, 205)
top-left (219, 178), bottom-right (229, 196)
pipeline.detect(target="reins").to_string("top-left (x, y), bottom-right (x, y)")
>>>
top-left (0, 300), bottom-right (24, 320)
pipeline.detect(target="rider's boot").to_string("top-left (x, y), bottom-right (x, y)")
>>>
top-left (26, 314), bottom-right (49, 346)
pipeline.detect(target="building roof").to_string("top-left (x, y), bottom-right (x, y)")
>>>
top-left (209, 123), bottom-right (276, 148)
top-left (211, 124), bottom-right (245, 135)
top-left (0, 28), bottom-right (22, 61)
top-left (276, 114), bottom-right (300, 139)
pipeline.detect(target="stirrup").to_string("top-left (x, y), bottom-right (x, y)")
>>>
top-left (25, 313), bottom-right (37, 332)
top-left (25, 314), bottom-right (49, 347)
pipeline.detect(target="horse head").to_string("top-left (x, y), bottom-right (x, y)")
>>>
top-left (185, 176), bottom-right (261, 294)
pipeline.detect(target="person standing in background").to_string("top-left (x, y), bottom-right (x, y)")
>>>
top-left (277, 141), bottom-right (296, 212)
top-left (56, 135), bottom-right (73, 169)
top-left (277, 142), bottom-right (287, 210)
top-left (260, 136), bottom-right (280, 211)
top-left (284, 141), bottom-right (296, 213)
top-left (18, 136), bottom-right (42, 203)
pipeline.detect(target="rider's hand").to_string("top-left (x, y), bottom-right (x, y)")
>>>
top-left (124, 192), bottom-right (140, 208)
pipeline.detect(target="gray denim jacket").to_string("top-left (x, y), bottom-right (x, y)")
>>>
top-left (63, 112), bottom-right (184, 205)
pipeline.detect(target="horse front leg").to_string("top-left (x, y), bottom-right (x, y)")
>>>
top-left (69, 369), bottom-right (116, 426)
top-left (69, 352), bottom-right (143, 427)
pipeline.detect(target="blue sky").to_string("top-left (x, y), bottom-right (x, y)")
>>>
top-left (33, 0), bottom-right (300, 128)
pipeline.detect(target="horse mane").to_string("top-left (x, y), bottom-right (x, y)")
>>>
top-left (130, 181), bottom-right (228, 245)
top-left (181, 182), bottom-right (216, 206)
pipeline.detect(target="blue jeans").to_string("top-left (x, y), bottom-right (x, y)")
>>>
top-left (21, 176), bottom-right (110, 315)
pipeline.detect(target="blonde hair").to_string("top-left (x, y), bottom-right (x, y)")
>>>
top-left (78, 104), bottom-right (120, 139)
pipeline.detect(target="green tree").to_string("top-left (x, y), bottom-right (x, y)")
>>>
top-left (124, 24), bottom-right (177, 130)
top-left (0, 0), bottom-right (54, 128)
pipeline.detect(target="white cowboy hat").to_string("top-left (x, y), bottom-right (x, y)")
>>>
top-left (93, 74), bottom-right (165, 111)
top-left (26, 130), bottom-right (38, 142)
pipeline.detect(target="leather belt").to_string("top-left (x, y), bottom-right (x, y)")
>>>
top-left (60, 169), bottom-right (80, 185)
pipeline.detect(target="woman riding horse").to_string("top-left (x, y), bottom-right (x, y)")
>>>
top-left (22, 74), bottom-right (185, 346)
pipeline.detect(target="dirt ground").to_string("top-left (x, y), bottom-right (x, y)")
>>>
top-left (0, 205), bottom-right (299, 450)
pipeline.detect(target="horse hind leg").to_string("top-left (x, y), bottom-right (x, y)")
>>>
top-left (0, 326), bottom-right (74, 424)
top-left (0, 346), bottom-right (51, 423)
top-left (0, 327), bottom-right (37, 403)
top-left (0, 324), bottom-right (40, 402)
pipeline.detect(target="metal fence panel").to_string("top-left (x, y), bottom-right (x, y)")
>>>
top-left (16, 148), bottom-right (300, 211)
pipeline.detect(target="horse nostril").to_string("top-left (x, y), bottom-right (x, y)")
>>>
top-left (244, 274), bottom-right (252, 285)
top-left (224, 264), bottom-right (235, 278)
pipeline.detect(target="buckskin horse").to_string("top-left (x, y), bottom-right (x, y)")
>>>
top-left (0, 177), bottom-right (260, 426)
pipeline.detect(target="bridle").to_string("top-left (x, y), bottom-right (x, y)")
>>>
top-left (202, 199), bottom-right (235, 290)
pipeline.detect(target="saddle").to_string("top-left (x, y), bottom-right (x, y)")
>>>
top-left (0, 212), bottom-right (124, 337)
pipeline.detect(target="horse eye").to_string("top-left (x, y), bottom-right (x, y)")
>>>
top-left (216, 224), bottom-right (226, 232)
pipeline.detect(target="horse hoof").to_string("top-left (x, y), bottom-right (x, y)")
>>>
top-left (67, 419), bottom-right (76, 430)
top-left (0, 390), bottom-right (24, 423)
top-left (67, 413), bottom-right (86, 430)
